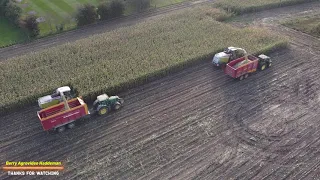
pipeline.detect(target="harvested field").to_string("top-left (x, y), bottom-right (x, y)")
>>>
top-left (0, 5), bottom-right (286, 113)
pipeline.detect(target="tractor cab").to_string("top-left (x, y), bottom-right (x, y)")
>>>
top-left (212, 47), bottom-right (247, 67)
top-left (51, 86), bottom-right (73, 99)
top-left (38, 86), bottom-right (74, 109)
top-left (93, 94), bottom-right (124, 115)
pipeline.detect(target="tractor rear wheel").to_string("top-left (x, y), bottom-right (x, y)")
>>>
top-left (57, 126), bottom-right (66, 133)
top-left (67, 122), bottom-right (75, 129)
top-left (114, 103), bottom-right (121, 110)
top-left (260, 64), bottom-right (266, 71)
top-left (98, 107), bottom-right (108, 116)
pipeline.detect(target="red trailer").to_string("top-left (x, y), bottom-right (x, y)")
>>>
top-left (37, 97), bottom-right (90, 132)
top-left (224, 54), bottom-right (271, 80)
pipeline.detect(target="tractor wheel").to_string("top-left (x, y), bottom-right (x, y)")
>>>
top-left (119, 98), bottom-right (124, 105)
top-left (98, 107), bottom-right (108, 116)
top-left (268, 62), bottom-right (272, 68)
top-left (67, 122), bottom-right (75, 129)
top-left (57, 126), bottom-right (66, 133)
top-left (239, 75), bottom-right (244, 81)
top-left (244, 74), bottom-right (249, 79)
top-left (114, 103), bottom-right (122, 110)
top-left (260, 64), bottom-right (266, 71)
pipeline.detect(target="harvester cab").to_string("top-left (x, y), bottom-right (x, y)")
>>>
top-left (93, 94), bottom-right (124, 116)
top-left (38, 86), bottom-right (74, 109)
top-left (212, 47), bottom-right (247, 67)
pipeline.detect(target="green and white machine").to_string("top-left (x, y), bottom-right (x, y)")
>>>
top-left (38, 86), bottom-right (74, 109)
top-left (212, 47), bottom-right (247, 67)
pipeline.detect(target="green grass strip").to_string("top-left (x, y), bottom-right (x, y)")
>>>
top-left (30, 0), bottom-right (64, 20)
top-left (48, 0), bottom-right (76, 14)
top-left (0, 17), bottom-right (27, 47)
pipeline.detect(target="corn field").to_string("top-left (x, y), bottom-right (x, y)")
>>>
top-left (0, 6), bottom-right (287, 113)
top-left (214, 0), bottom-right (318, 14)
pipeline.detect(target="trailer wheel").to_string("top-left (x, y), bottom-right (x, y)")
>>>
top-left (57, 126), bottom-right (66, 133)
top-left (114, 103), bottom-right (121, 110)
top-left (67, 122), bottom-right (75, 129)
top-left (98, 107), bottom-right (108, 116)
top-left (260, 64), bottom-right (266, 71)
top-left (239, 75), bottom-right (244, 81)
top-left (244, 74), bottom-right (249, 79)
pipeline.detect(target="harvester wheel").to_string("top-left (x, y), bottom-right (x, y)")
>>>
top-left (239, 75), bottom-right (244, 81)
top-left (98, 107), bottom-right (108, 116)
top-left (260, 64), bottom-right (266, 71)
top-left (114, 103), bottom-right (122, 110)
top-left (244, 74), bottom-right (249, 79)
top-left (67, 122), bottom-right (75, 129)
top-left (57, 126), bottom-right (66, 133)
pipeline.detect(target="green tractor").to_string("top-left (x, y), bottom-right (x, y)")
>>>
top-left (93, 94), bottom-right (124, 115)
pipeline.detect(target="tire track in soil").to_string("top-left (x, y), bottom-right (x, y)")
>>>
top-left (160, 105), bottom-right (318, 179)
top-left (250, 114), bottom-right (320, 179)
top-left (0, 67), bottom-right (230, 159)
top-left (109, 51), bottom-right (318, 179)
top-left (199, 113), bottom-right (320, 180)
top-left (142, 28), bottom-right (320, 180)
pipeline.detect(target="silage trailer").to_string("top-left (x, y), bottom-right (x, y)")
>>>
top-left (224, 54), bottom-right (272, 80)
top-left (37, 90), bottom-right (124, 132)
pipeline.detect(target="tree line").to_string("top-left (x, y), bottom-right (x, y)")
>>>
top-left (0, 0), bottom-right (39, 37)
top-left (75, 0), bottom-right (151, 26)
top-left (0, 0), bottom-right (151, 38)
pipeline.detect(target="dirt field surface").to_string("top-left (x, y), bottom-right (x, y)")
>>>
top-left (1, 2), bottom-right (320, 180)
top-left (0, 0), bottom-right (213, 61)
